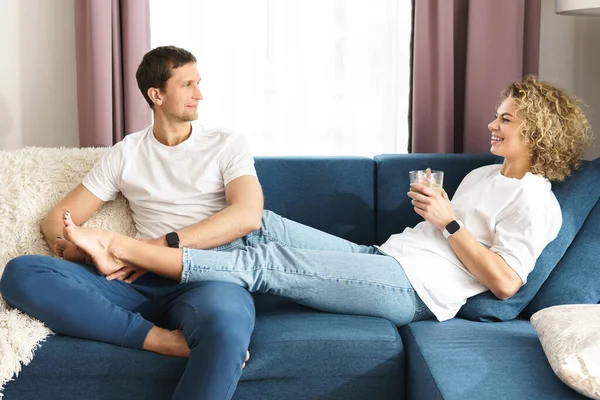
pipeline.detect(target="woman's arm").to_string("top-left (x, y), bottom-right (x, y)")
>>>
top-left (445, 228), bottom-right (522, 299)
top-left (408, 183), bottom-right (522, 300)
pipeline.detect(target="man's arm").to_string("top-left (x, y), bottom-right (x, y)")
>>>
top-left (41, 183), bottom-right (106, 255)
top-left (160, 175), bottom-right (264, 250)
top-left (109, 174), bottom-right (264, 283)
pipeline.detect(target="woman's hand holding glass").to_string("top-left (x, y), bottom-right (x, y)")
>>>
top-left (407, 183), bottom-right (456, 231)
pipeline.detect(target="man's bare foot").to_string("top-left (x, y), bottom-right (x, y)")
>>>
top-left (143, 328), bottom-right (250, 368)
top-left (62, 211), bottom-right (125, 276)
top-left (144, 327), bottom-right (190, 358)
top-left (243, 350), bottom-right (250, 369)
top-left (55, 237), bottom-right (91, 263)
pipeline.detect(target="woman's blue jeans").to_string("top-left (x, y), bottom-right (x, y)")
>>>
top-left (182, 210), bottom-right (432, 327)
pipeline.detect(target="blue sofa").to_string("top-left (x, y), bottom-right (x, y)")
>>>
top-left (4, 154), bottom-right (598, 400)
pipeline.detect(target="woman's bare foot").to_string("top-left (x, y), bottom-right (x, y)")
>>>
top-left (62, 211), bottom-right (125, 276)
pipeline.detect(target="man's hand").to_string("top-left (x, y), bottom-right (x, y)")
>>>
top-left (106, 236), bottom-right (167, 283)
top-left (56, 237), bottom-right (92, 264)
top-left (407, 183), bottom-right (456, 231)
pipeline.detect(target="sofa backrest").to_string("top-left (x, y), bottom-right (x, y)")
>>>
top-left (255, 157), bottom-right (377, 246)
top-left (522, 194), bottom-right (600, 317)
top-left (251, 156), bottom-right (378, 311)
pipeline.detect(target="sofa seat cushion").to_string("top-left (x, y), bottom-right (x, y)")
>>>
top-left (4, 307), bottom-right (404, 400)
top-left (400, 319), bottom-right (587, 400)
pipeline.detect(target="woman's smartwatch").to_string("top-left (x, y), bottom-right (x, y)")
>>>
top-left (443, 220), bottom-right (464, 239)
top-left (166, 231), bottom-right (180, 248)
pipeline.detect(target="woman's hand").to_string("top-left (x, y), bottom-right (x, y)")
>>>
top-left (407, 183), bottom-right (456, 231)
top-left (106, 237), bottom-right (163, 282)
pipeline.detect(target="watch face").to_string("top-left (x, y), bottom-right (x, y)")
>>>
top-left (166, 232), bottom-right (180, 247)
top-left (446, 220), bottom-right (461, 235)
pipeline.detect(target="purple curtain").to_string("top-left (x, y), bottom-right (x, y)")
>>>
top-left (410, 0), bottom-right (541, 153)
top-left (74, 0), bottom-right (152, 147)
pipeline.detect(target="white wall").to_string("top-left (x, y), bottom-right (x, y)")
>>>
top-left (0, 0), bottom-right (79, 150)
top-left (539, 0), bottom-right (600, 160)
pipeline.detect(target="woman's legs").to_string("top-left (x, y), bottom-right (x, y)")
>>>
top-left (180, 244), bottom-right (422, 326)
top-left (242, 210), bottom-right (378, 253)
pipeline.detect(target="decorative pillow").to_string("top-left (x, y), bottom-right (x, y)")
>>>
top-left (531, 305), bottom-right (600, 399)
top-left (522, 199), bottom-right (600, 317)
top-left (458, 158), bottom-right (600, 322)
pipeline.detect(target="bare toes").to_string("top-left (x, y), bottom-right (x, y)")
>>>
top-left (63, 211), bottom-right (75, 228)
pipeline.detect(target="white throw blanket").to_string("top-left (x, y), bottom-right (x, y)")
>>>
top-left (0, 147), bottom-right (137, 395)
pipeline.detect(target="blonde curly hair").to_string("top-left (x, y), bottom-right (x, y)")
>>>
top-left (502, 75), bottom-right (594, 181)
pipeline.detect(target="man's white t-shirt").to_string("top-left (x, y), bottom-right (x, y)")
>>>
top-left (378, 164), bottom-right (562, 322)
top-left (83, 121), bottom-right (257, 239)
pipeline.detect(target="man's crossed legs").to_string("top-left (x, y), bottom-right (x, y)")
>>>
top-left (1, 256), bottom-right (254, 400)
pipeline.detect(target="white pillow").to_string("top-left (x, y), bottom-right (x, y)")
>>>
top-left (531, 304), bottom-right (600, 399)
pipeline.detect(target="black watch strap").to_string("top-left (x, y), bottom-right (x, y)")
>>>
top-left (166, 231), bottom-right (180, 248)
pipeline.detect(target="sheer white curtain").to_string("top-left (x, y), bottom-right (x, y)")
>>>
top-left (150, 0), bottom-right (412, 156)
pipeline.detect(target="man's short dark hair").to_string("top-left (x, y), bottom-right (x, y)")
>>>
top-left (136, 46), bottom-right (197, 109)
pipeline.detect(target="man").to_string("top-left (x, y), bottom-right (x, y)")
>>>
top-left (0, 46), bottom-right (262, 400)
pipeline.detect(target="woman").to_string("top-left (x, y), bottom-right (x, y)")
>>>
top-left (59, 76), bottom-right (592, 326)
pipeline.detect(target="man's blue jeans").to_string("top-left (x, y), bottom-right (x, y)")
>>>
top-left (182, 210), bottom-right (432, 327)
top-left (1, 257), bottom-right (255, 400)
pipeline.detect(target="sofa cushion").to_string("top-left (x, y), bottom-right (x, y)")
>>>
top-left (374, 153), bottom-right (497, 244)
top-left (256, 157), bottom-right (376, 246)
top-left (458, 158), bottom-right (600, 322)
top-left (531, 305), bottom-right (600, 400)
top-left (4, 309), bottom-right (405, 400)
top-left (400, 319), bottom-right (588, 400)
top-left (522, 199), bottom-right (600, 317)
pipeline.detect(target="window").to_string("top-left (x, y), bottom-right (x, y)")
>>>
top-left (150, 0), bottom-right (412, 156)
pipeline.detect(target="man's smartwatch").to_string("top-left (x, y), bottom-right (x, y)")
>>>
top-left (443, 220), bottom-right (464, 239)
top-left (166, 231), bottom-right (180, 248)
